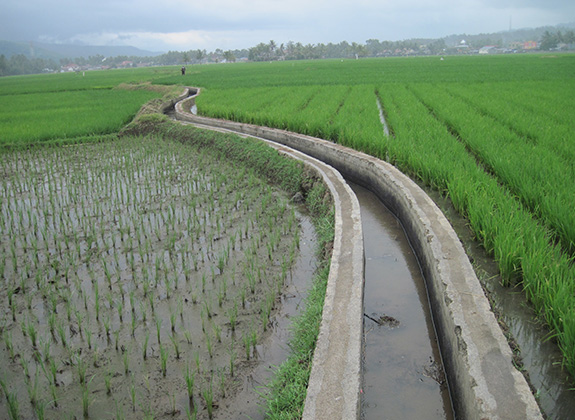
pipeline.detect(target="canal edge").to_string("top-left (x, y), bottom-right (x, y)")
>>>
top-left (172, 88), bottom-right (543, 420)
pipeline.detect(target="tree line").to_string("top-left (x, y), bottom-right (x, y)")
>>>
top-left (1, 28), bottom-right (573, 77)
top-left (539, 30), bottom-right (575, 50)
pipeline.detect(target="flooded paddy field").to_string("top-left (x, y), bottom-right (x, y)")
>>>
top-left (0, 136), bottom-right (309, 419)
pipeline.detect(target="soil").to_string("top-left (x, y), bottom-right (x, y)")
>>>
top-left (0, 136), bottom-right (311, 419)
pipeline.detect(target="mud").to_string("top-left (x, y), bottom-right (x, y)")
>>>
top-left (0, 137), bottom-right (315, 419)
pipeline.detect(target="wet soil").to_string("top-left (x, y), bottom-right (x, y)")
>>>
top-left (0, 137), bottom-right (314, 419)
top-left (353, 183), bottom-right (454, 420)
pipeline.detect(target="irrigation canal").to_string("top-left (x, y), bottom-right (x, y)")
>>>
top-left (353, 183), bottom-right (454, 419)
top-left (169, 94), bottom-right (574, 419)
top-left (169, 105), bottom-right (457, 418)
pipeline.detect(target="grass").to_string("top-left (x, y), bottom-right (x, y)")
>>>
top-left (264, 263), bottom-right (331, 419)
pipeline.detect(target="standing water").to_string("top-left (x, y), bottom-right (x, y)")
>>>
top-left (353, 183), bottom-right (454, 420)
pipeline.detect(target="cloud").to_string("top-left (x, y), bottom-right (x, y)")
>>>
top-left (1, 0), bottom-right (573, 52)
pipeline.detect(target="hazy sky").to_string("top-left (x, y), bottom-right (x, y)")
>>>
top-left (2, 0), bottom-right (574, 52)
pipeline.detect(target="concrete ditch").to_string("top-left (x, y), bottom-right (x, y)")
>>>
top-left (172, 88), bottom-right (543, 420)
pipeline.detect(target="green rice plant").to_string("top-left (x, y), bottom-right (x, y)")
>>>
top-left (203, 299), bottom-right (212, 319)
top-left (186, 404), bottom-right (198, 420)
top-left (243, 332), bottom-right (251, 361)
top-left (155, 315), bottom-right (162, 345)
top-left (26, 369), bottom-right (40, 409)
top-left (8, 290), bottom-right (17, 322)
top-left (170, 310), bottom-right (177, 333)
top-left (205, 332), bottom-right (213, 359)
top-left (140, 301), bottom-right (148, 323)
top-left (218, 368), bottom-right (226, 398)
top-left (194, 351), bottom-right (201, 373)
top-left (184, 363), bottom-right (195, 405)
top-left (57, 322), bottom-right (68, 348)
top-left (130, 375), bottom-right (137, 412)
top-left (3, 332), bottom-right (16, 361)
top-left (202, 377), bottom-right (214, 420)
top-left (250, 327), bottom-right (258, 357)
top-left (213, 324), bottom-right (222, 343)
top-left (164, 275), bottom-right (172, 300)
top-left (123, 348), bottom-right (130, 375)
top-left (216, 287), bottom-right (224, 308)
top-left (115, 398), bottom-right (126, 420)
top-left (103, 316), bottom-right (111, 340)
top-left (159, 343), bottom-right (169, 377)
top-left (81, 382), bottom-right (92, 418)
top-left (130, 310), bottom-right (137, 337)
top-left (49, 380), bottom-right (58, 407)
top-left (75, 353), bottom-right (88, 385)
top-left (117, 297), bottom-right (124, 322)
top-left (217, 253), bottom-right (225, 274)
top-left (177, 296), bottom-right (184, 320)
top-left (228, 302), bottom-right (238, 332)
top-left (103, 260), bottom-right (113, 290)
top-left (94, 282), bottom-right (100, 321)
top-left (39, 353), bottom-right (57, 388)
top-left (114, 329), bottom-right (121, 351)
top-left (105, 370), bottom-right (113, 395)
top-left (39, 336), bottom-right (51, 364)
top-left (170, 335), bottom-right (181, 359)
top-left (142, 276), bottom-right (150, 297)
top-left (143, 331), bottom-right (150, 361)
top-left (149, 294), bottom-right (155, 315)
top-left (5, 389), bottom-right (20, 420)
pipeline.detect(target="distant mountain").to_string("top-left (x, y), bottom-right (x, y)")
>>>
top-left (442, 22), bottom-right (575, 47)
top-left (0, 40), bottom-right (162, 59)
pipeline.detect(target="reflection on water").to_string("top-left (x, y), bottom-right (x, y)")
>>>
top-left (214, 212), bottom-right (318, 420)
top-left (353, 183), bottom-right (454, 420)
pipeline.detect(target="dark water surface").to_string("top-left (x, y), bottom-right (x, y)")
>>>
top-left (353, 183), bottom-right (454, 420)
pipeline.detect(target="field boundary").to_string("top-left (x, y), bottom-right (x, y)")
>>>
top-left (173, 88), bottom-right (542, 420)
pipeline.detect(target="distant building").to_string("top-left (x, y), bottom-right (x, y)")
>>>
top-left (456, 40), bottom-right (470, 53)
top-left (479, 46), bottom-right (497, 54)
top-left (523, 41), bottom-right (538, 50)
top-left (61, 63), bottom-right (80, 72)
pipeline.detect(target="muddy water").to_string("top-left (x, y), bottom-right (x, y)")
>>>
top-left (352, 183), bottom-right (454, 420)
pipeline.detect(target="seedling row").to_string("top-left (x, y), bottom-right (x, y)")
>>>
top-left (0, 135), bottom-right (302, 419)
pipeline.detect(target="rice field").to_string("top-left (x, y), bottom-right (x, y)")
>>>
top-left (1, 53), bottom-right (574, 415)
top-left (0, 135), bottom-right (302, 419)
top-left (0, 67), bottom-right (178, 146)
top-left (186, 54), bottom-right (575, 378)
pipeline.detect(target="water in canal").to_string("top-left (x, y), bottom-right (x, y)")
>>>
top-left (353, 183), bottom-right (454, 420)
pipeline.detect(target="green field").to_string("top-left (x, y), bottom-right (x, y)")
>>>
top-left (0, 68), bottom-right (179, 145)
top-left (187, 55), bottom-right (575, 378)
top-left (1, 53), bottom-right (574, 381)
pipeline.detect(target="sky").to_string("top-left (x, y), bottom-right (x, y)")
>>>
top-left (1, 0), bottom-right (574, 52)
